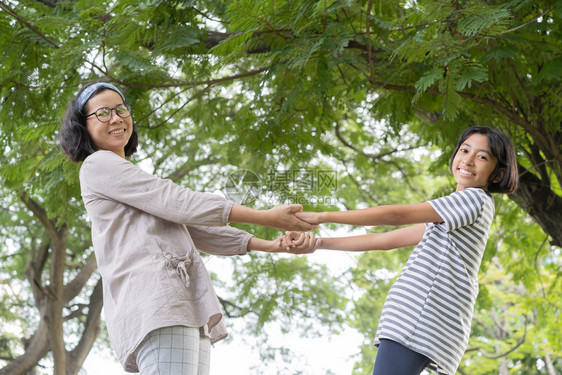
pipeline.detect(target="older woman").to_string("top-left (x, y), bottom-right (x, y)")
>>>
top-left (59, 82), bottom-right (317, 374)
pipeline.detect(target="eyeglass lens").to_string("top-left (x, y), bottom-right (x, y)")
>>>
top-left (95, 104), bottom-right (131, 122)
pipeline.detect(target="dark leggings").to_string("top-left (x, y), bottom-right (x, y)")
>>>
top-left (372, 339), bottom-right (431, 375)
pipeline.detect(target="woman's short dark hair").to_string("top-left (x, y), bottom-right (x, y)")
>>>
top-left (449, 126), bottom-right (518, 194)
top-left (59, 84), bottom-right (138, 162)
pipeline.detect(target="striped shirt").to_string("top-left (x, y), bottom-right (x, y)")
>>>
top-left (374, 188), bottom-right (495, 374)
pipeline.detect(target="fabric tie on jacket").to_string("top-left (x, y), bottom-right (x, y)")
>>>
top-left (163, 252), bottom-right (192, 288)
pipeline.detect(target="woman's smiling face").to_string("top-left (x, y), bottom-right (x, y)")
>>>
top-left (451, 133), bottom-right (500, 192)
top-left (85, 89), bottom-right (133, 158)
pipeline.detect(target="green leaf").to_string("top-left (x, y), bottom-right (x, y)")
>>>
top-left (458, 5), bottom-right (511, 37)
top-left (536, 60), bottom-right (562, 82)
top-left (456, 66), bottom-right (488, 90)
top-left (441, 74), bottom-right (462, 120)
top-left (481, 45), bottom-right (518, 63)
top-left (414, 68), bottom-right (442, 92)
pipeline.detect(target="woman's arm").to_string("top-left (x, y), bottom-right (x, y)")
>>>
top-left (295, 203), bottom-right (443, 227)
top-left (229, 204), bottom-right (317, 231)
top-left (317, 224), bottom-right (425, 251)
top-left (185, 225), bottom-right (253, 256)
top-left (82, 152), bottom-right (317, 231)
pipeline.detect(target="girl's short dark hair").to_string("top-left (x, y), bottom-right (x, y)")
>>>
top-left (59, 84), bottom-right (138, 162)
top-left (449, 126), bottom-right (518, 194)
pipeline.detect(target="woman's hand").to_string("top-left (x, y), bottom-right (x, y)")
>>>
top-left (229, 204), bottom-right (318, 231)
top-left (265, 204), bottom-right (319, 231)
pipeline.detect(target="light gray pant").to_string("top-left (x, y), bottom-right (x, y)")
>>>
top-left (135, 326), bottom-right (211, 375)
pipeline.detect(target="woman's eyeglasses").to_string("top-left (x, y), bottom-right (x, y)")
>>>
top-left (86, 104), bottom-right (131, 123)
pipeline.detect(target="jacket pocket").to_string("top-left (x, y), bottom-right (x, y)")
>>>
top-left (163, 251), bottom-right (209, 301)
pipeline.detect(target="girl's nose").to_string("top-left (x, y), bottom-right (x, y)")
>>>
top-left (463, 154), bottom-right (475, 165)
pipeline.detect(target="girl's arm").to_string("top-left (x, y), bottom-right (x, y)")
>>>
top-left (296, 203), bottom-right (443, 227)
top-left (317, 224), bottom-right (425, 251)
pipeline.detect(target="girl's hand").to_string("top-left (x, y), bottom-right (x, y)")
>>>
top-left (294, 211), bottom-right (323, 225)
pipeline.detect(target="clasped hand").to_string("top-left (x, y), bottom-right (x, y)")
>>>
top-left (266, 204), bottom-right (319, 231)
top-left (275, 231), bottom-right (321, 254)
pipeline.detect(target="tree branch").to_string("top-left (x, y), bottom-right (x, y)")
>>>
top-left (20, 193), bottom-right (58, 247)
top-left (511, 65), bottom-right (535, 113)
top-left (63, 253), bottom-right (97, 304)
top-left (24, 234), bottom-right (52, 304)
top-left (366, 0), bottom-right (374, 79)
top-left (217, 295), bottom-right (248, 318)
top-left (63, 305), bottom-right (88, 322)
top-left (165, 155), bottom-right (221, 182)
top-left (117, 66), bottom-right (270, 90)
top-left (474, 316), bottom-right (496, 338)
top-left (0, 319), bottom-right (50, 375)
top-left (0, 1), bottom-right (60, 49)
top-left (35, 0), bottom-right (64, 7)
top-left (191, 6), bottom-right (229, 24)
top-left (490, 307), bottom-right (507, 340)
top-left (337, 158), bottom-right (380, 205)
top-left (466, 316), bottom-right (528, 359)
top-left (334, 121), bottom-right (427, 163)
top-left (502, 7), bottom-right (552, 35)
top-left (349, 62), bottom-right (536, 132)
top-left (529, 143), bottom-right (551, 185)
top-left (146, 84), bottom-right (214, 129)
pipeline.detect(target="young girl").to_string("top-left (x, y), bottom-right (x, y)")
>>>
top-left (58, 82), bottom-right (318, 374)
top-left (291, 127), bottom-right (518, 375)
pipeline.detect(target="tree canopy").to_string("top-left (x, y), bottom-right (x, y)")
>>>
top-left (0, 0), bottom-right (560, 374)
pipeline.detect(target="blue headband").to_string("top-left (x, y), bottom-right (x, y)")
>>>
top-left (77, 82), bottom-right (126, 110)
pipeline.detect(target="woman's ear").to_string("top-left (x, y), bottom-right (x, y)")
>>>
top-left (492, 167), bottom-right (505, 183)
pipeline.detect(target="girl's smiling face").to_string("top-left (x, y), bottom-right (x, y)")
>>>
top-left (451, 133), bottom-right (501, 192)
top-left (85, 89), bottom-right (133, 158)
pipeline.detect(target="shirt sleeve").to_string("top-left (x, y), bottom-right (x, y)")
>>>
top-left (80, 151), bottom-right (232, 226)
top-left (428, 188), bottom-right (485, 232)
top-left (185, 225), bottom-right (253, 256)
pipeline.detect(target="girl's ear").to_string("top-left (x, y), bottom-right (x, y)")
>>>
top-left (492, 167), bottom-right (505, 183)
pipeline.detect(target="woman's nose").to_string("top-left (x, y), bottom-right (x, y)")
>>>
top-left (108, 109), bottom-right (121, 122)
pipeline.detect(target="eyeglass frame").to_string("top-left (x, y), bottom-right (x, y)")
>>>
top-left (85, 103), bottom-right (132, 123)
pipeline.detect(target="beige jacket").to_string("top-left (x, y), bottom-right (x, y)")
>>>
top-left (80, 151), bottom-right (253, 372)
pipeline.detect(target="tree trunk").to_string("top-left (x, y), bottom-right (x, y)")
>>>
top-left (65, 279), bottom-right (104, 375)
top-left (498, 357), bottom-right (509, 375)
top-left (509, 166), bottom-right (562, 247)
top-left (545, 353), bottom-right (560, 375)
top-left (3, 194), bottom-right (104, 375)
top-left (44, 222), bottom-right (68, 375)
